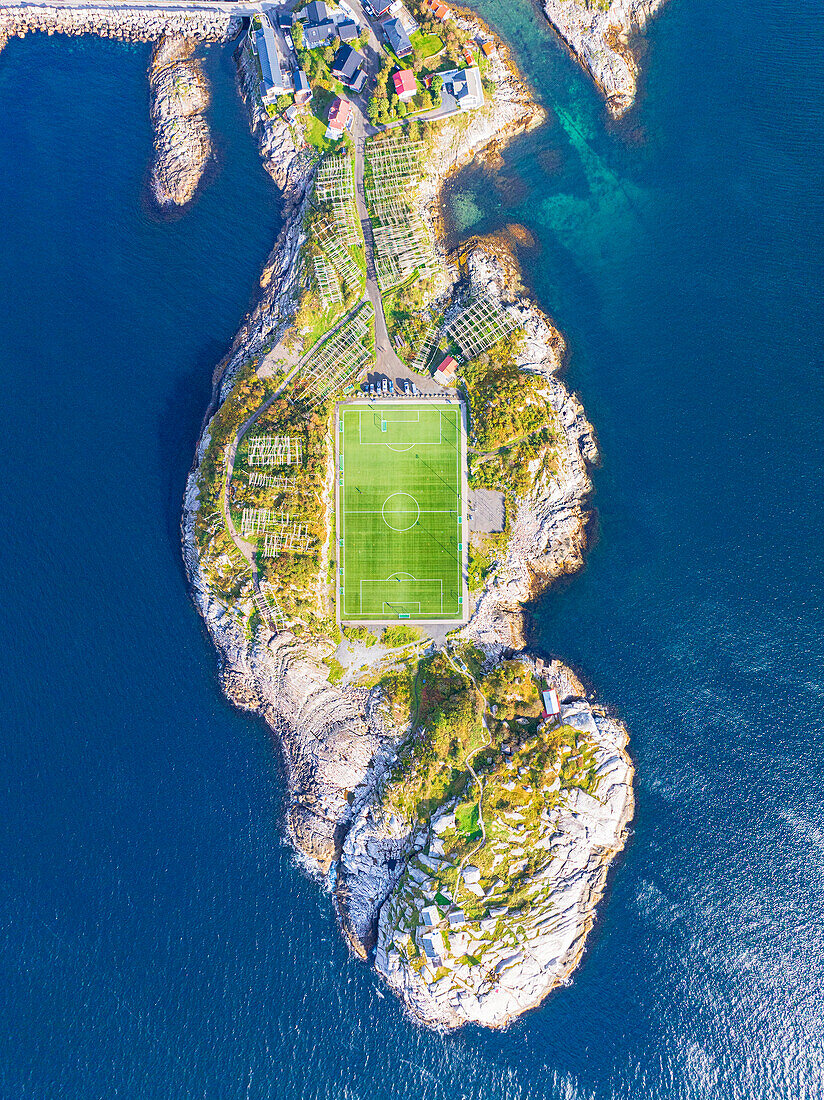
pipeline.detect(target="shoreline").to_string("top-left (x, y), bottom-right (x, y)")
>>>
top-left (180, 14), bottom-right (634, 1031)
top-left (539, 0), bottom-right (671, 118)
top-left (1, 0), bottom-right (639, 1032)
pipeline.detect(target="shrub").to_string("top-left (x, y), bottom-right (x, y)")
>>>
top-left (383, 624), bottom-right (421, 647)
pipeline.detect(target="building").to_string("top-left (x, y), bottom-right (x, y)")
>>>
top-left (293, 69), bottom-right (312, 104)
top-left (254, 21), bottom-right (287, 106)
top-left (420, 904), bottom-right (442, 928)
top-left (433, 355), bottom-right (457, 385)
top-left (284, 104), bottom-right (299, 123)
top-left (392, 68), bottom-right (417, 101)
top-left (325, 95), bottom-right (353, 139)
top-left (420, 933), bottom-right (442, 964)
top-left (331, 45), bottom-right (367, 93)
top-left (462, 45), bottom-right (474, 67)
top-left (382, 16), bottom-right (413, 57)
top-left (303, 19), bottom-right (336, 48)
top-left (542, 687), bottom-right (561, 720)
top-left (480, 39), bottom-right (494, 57)
top-left (442, 66), bottom-right (484, 111)
top-left (387, 1), bottom-right (419, 32)
top-left (306, 0), bottom-right (328, 24)
top-left (277, 10), bottom-right (293, 30)
top-left (364, 0), bottom-right (393, 16)
top-left (337, 19), bottom-right (359, 42)
top-left (431, 2), bottom-right (449, 19)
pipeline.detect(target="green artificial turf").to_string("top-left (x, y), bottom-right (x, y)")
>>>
top-left (338, 401), bottom-right (465, 621)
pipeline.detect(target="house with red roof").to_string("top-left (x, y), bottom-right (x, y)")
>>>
top-left (325, 96), bottom-right (353, 139)
top-left (392, 69), bottom-right (417, 101)
top-left (433, 355), bottom-right (458, 386)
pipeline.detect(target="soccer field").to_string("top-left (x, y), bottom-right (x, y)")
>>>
top-left (337, 401), bottom-right (466, 622)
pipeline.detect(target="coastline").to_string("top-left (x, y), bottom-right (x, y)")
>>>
top-left (539, 0), bottom-right (671, 118)
top-left (0, 0), bottom-right (637, 1032)
top-left (180, 15), bottom-right (634, 1031)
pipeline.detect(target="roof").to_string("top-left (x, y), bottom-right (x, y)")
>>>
top-left (432, 3), bottom-right (448, 18)
top-left (327, 96), bottom-right (353, 130)
top-left (421, 904), bottom-right (442, 927)
top-left (438, 355), bottom-right (457, 372)
top-left (276, 10), bottom-right (293, 28)
top-left (367, 0), bottom-right (393, 15)
top-left (332, 44), bottom-right (365, 83)
top-left (306, 0), bottom-right (328, 24)
top-left (542, 688), bottom-right (561, 714)
top-left (420, 933), bottom-right (441, 960)
top-left (382, 16), bottom-right (413, 56)
top-left (480, 40), bottom-right (494, 56)
top-left (393, 68), bottom-right (416, 95)
top-left (293, 69), bottom-right (311, 93)
top-left (255, 24), bottom-right (285, 97)
top-left (337, 19), bottom-right (359, 41)
top-left (447, 65), bottom-right (483, 108)
top-left (302, 20), bottom-right (336, 48)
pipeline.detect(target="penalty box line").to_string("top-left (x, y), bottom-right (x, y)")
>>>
top-left (350, 408), bottom-right (448, 446)
top-left (355, 577), bottom-right (444, 615)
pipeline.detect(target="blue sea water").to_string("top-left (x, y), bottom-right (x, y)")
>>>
top-left (0, 3), bottom-right (823, 1096)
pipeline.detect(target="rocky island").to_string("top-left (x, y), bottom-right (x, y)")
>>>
top-left (0, 0), bottom-right (667, 1030)
top-left (179, 1), bottom-right (636, 1030)
top-left (149, 36), bottom-right (214, 209)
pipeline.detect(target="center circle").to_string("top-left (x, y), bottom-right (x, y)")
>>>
top-left (381, 492), bottom-right (420, 532)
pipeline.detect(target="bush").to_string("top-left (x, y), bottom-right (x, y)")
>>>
top-left (327, 657), bottom-right (345, 684)
top-left (383, 624), bottom-right (421, 647)
top-left (344, 626), bottom-right (378, 646)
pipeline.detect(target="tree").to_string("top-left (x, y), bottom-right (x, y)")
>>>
top-left (292, 20), bottom-right (304, 50)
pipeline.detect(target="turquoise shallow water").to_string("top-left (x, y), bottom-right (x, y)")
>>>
top-left (1, 5), bottom-right (824, 1097)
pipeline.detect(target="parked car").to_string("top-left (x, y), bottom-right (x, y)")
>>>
top-left (403, 379), bottom-right (411, 395)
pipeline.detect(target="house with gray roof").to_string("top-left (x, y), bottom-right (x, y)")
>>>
top-left (381, 16), bottom-right (413, 58)
top-left (253, 21), bottom-right (287, 105)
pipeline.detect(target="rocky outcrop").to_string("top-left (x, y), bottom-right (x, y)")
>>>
top-left (459, 246), bottom-right (599, 651)
top-left (0, 5), bottom-right (241, 50)
top-left (372, 662), bottom-right (633, 1031)
top-left (541, 0), bottom-right (670, 117)
top-left (149, 37), bottom-right (212, 209)
top-left (235, 42), bottom-right (312, 200)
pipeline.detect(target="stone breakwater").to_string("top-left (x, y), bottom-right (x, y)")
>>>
top-left (149, 37), bottom-right (212, 209)
top-left (541, 0), bottom-right (670, 117)
top-left (0, 5), bottom-right (241, 49)
top-left (181, 11), bottom-right (635, 1030)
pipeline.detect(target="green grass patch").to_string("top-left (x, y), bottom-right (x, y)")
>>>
top-left (410, 30), bottom-right (444, 59)
top-left (344, 626), bottom-right (378, 646)
top-left (455, 801), bottom-right (480, 837)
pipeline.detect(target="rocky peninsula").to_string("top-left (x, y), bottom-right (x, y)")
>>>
top-left (541, 0), bottom-right (670, 117)
top-left (179, 4), bottom-right (634, 1031)
top-left (0, 0), bottom-right (640, 1031)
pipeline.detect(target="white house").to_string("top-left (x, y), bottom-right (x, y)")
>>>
top-left (253, 18), bottom-right (288, 105)
top-left (442, 66), bottom-right (484, 111)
